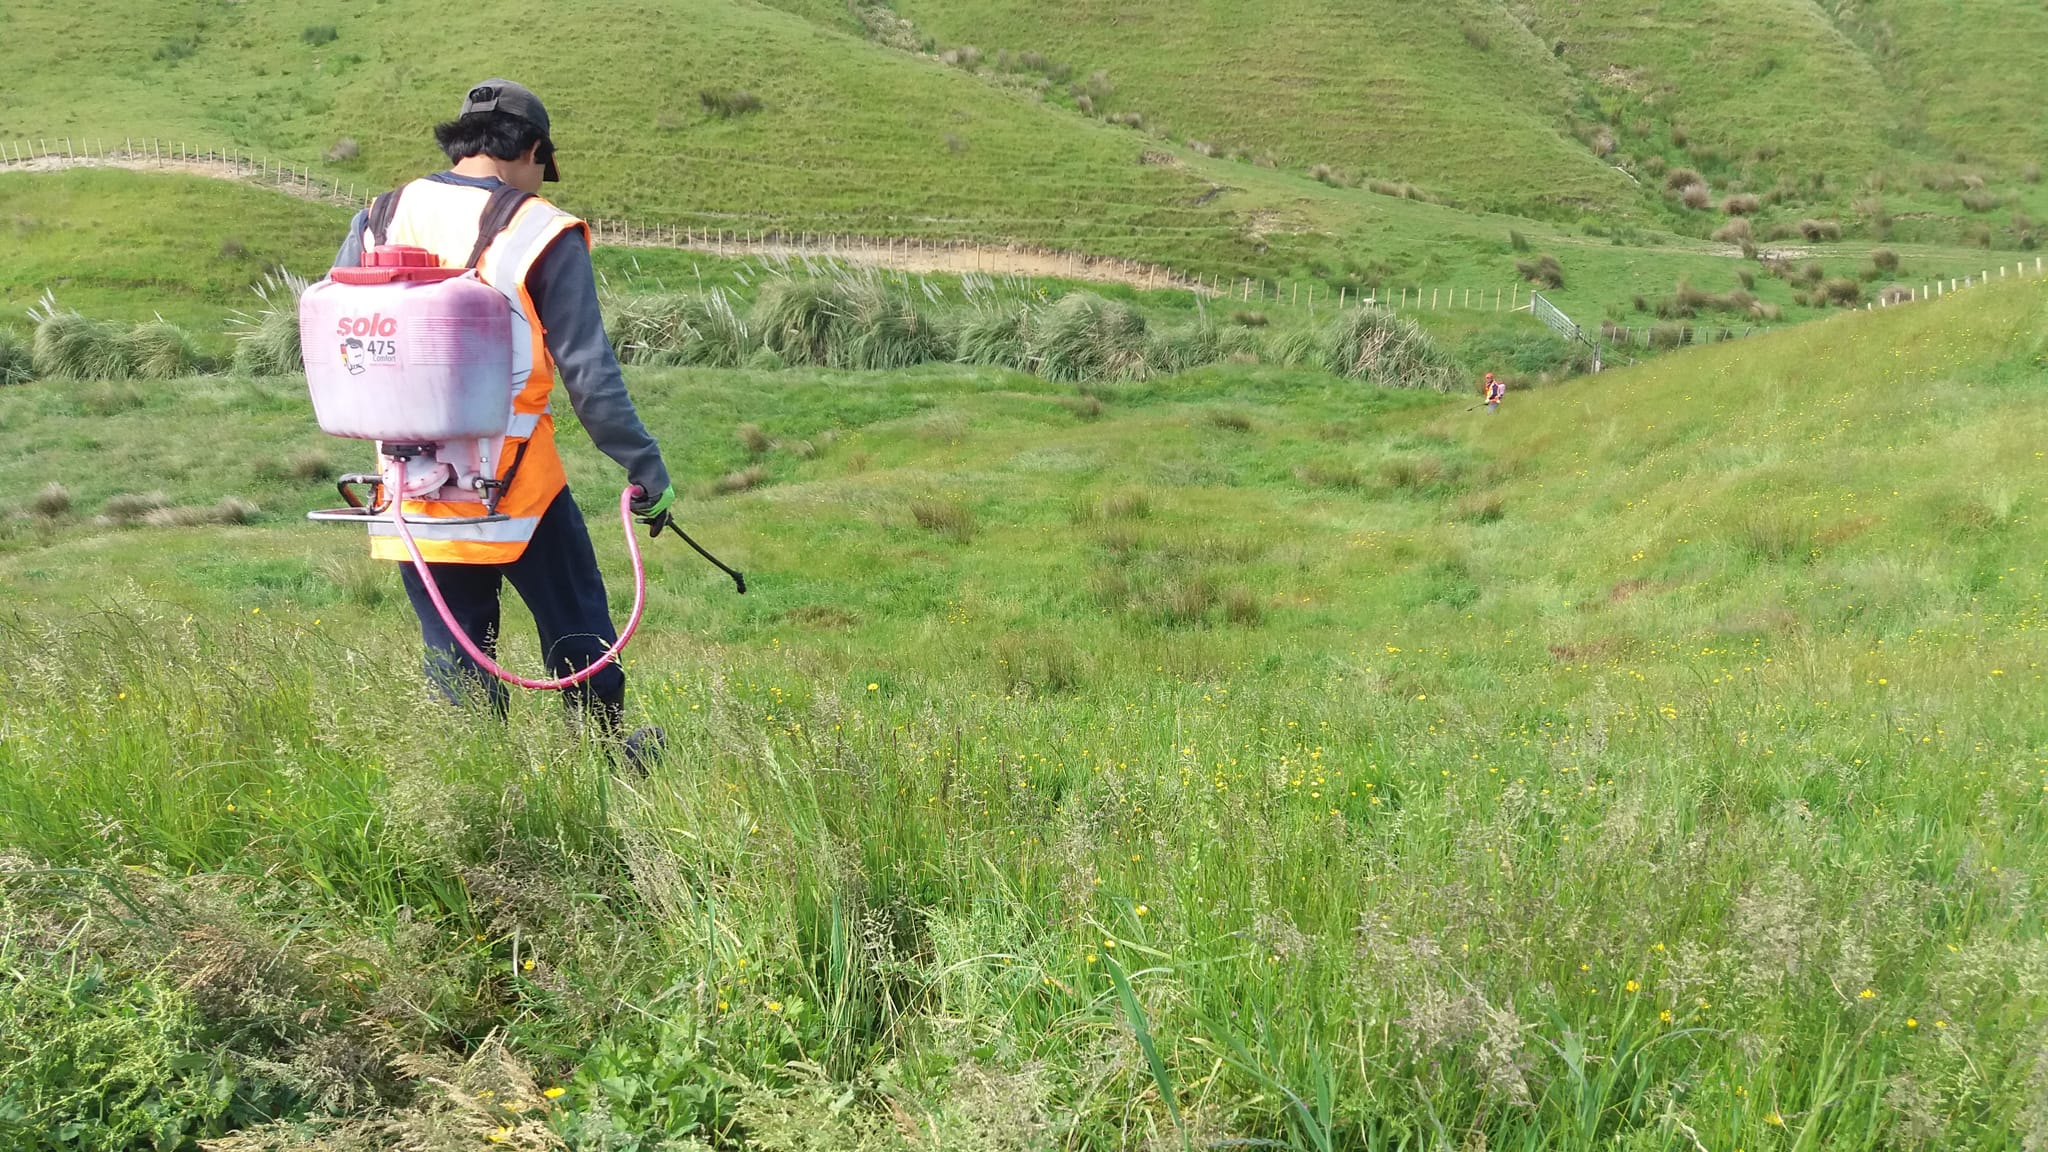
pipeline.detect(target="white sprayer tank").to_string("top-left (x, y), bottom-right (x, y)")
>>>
top-left (300, 246), bottom-right (513, 442)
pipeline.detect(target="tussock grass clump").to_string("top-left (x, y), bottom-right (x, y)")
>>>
top-left (31, 482), bottom-right (71, 518)
top-left (2024, 163), bottom-right (2042, 185)
top-left (953, 304), bottom-right (1033, 369)
top-left (1221, 585), bottom-right (1264, 626)
top-left (751, 275), bottom-right (947, 370)
top-left (1712, 217), bottom-right (1752, 246)
top-left (712, 465), bottom-right (767, 495)
top-left (101, 491), bottom-right (174, 525)
top-left (301, 24), bottom-right (338, 45)
top-left (1798, 219), bottom-right (1843, 242)
top-left (1057, 394), bottom-right (1104, 420)
top-left (1664, 167), bottom-right (1705, 194)
top-left (910, 497), bottom-right (976, 543)
top-left (1205, 408), bottom-right (1253, 432)
top-left (127, 321), bottom-right (205, 380)
top-left (144, 497), bottom-right (259, 528)
top-left (609, 289), bottom-right (751, 367)
top-left (325, 138), bottom-right (359, 163)
top-left (230, 271), bottom-right (311, 377)
top-left (737, 423), bottom-right (771, 456)
top-left (1031, 292), bottom-right (1151, 382)
top-left (1516, 254), bottom-right (1565, 288)
top-left (1286, 307), bottom-right (1458, 391)
top-left (1822, 277), bottom-right (1863, 306)
top-left (1721, 193), bottom-right (1761, 215)
top-left (30, 296), bottom-right (134, 381)
top-left (1148, 320), bottom-right (1253, 375)
top-left (1296, 461), bottom-right (1366, 490)
top-left (700, 89), bottom-right (763, 118)
top-left (0, 328), bottom-right (34, 386)
top-left (1870, 247), bottom-right (1900, 273)
top-left (1680, 183), bottom-right (1712, 210)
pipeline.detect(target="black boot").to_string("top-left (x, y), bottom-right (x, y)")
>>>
top-left (572, 686), bottom-right (667, 775)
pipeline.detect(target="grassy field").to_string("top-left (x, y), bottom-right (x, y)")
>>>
top-left (4, 261), bottom-right (2047, 1148)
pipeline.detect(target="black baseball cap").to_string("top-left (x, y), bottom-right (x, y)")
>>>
top-left (460, 78), bottom-right (559, 181)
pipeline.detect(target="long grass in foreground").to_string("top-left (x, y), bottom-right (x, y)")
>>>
top-left (3, 280), bottom-right (2047, 1150)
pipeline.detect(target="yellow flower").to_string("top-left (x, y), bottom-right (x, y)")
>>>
top-left (867, 683), bottom-right (879, 691)
top-left (1859, 988), bottom-right (1877, 1000)
top-left (767, 1000), bottom-right (783, 1012)
top-left (522, 958), bottom-right (536, 972)
top-left (1579, 963), bottom-right (1590, 973)
top-left (542, 1086), bottom-right (565, 1100)
top-left (1103, 938), bottom-right (1117, 949)
top-left (488, 1128), bottom-right (511, 1144)
top-left (1625, 980), bottom-right (1640, 993)
top-left (1659, 1009), bottom-right (1673, 1023)
top-left (1906, 1018), bottom-right (1918, 1028)
top-left (1766, 1111), bottom-right (1785, 1127)
top-left (1085, 953), bottom-right (1098, 964)
top-left (1935, 1020), bottom-right (1948, 1029)
top-left (717, 1000), bottom-right (728, 1011)
top-left (1135, 904), bottom-right (1149, 917)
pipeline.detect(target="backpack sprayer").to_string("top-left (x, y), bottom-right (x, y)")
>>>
top-left (298, 244), bottom-right (742, 691)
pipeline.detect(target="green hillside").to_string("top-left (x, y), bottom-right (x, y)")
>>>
top-left (846, 0), bottom-right (1633, 218)
top-left (5, 251), bottom-right (2048, 1145)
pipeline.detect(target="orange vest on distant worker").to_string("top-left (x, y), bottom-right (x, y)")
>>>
top-left (361, 179), bottom-right (585, 564)
top-left (1485, 380), bottom-right (1504, 402)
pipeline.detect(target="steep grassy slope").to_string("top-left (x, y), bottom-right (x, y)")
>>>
top-left (0, 0), bottom-right (1230, 253)
top-left (1831, 0), bottom-right (2048, 171)
top-left (3, 273), bottom-right (2046, 1147)
top-left (851, 0), bottom-right (1633, 218)
top-left (1524, 0), bottom-right (1896, 182)
top-left (0, 169), bottom-right (349, 331)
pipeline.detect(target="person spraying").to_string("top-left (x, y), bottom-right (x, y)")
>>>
top-left (316, 79), bottom-right (681, 768)
top-left (1483, 372), bottom-right (1505, 414)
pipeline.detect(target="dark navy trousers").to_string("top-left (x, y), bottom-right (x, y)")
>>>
top-left (399, 487), bottom-right (626, 721)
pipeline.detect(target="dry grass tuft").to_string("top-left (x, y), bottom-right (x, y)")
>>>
top-left (1680, 183), bottom-right (1712, 210)
top-left (713, 465), bottom-right (768, 495)
top-left (737, 422), bottom-right (771, 456)
top-left (141, 497), bottom-right (259, 528)
top-left (1206, 408), bottom-right (1253, 432)
top-left (1516, 254), bottom-right (1565, 288)
top-left (30, 482), bottom-right (71, 518)
top-left (101, 491), bottom-right (173, 525)
top-left (1664, 167), bottom-right (1705, 194)
top-left (1798, 219), bottom-right (1843, 242)
top-left (1721, 194), bottom-right (1761, 216)
top-left (911, 497), bottom-right (976, 543)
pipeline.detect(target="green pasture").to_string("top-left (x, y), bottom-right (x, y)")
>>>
top-left (3, 269), bottom-right (2046, 1148)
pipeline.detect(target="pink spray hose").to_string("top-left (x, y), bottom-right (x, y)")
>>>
top-left (387, 474), bottom-right (648, 691)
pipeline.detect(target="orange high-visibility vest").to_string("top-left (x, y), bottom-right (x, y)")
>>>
top-left (360, 179), bottom-right (585, 564)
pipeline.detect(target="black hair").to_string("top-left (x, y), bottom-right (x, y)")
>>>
top-left (432, 111), bottom-right (548, 165)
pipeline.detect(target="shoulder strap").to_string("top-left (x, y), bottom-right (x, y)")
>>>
top-left (365, 188), bottom-right (403, 248)
top-left (466, 185), bottom-right (536, 270)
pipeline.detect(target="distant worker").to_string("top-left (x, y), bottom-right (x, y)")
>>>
top-left (332, 79), bottom-right (675, 768)
top-left (1483, 372), bottom-right (1505, 414)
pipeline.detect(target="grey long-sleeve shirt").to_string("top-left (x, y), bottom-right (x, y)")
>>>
top-left (335, 172), bottom-right (670, 499)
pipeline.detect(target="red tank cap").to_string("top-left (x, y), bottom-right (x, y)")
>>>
top-left (331, 245), bottom-right (468, 285)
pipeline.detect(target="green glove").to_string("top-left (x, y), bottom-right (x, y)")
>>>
top-left (632, 483), bottom-right (676, 521)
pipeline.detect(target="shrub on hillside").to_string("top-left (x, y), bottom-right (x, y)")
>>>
top-left (2025, 163), bottom-right (2042, 185)
top-left (325, 138), bottom-right (359, 163)
top-left (1870, 247), bottom-right (1899, 273)
top-left (1822, 277), bottom-right (1863, 306)
top-left (1721, 194), bottom-right (1761, 216)
top-left (1664, 167), bottom-right (1705, 193)
top-left (1515, 254), bottom-right (1565, 289)
top-left (0, 328), bottom-right (33, 386)
top-left (1462, 21), bottom-right (1491, 51)
top-left (1798, 219), bottom-right (1842, 242)
top-left (1308, 164), bottom-right (1341, 186)
top-left (1509, 229), bottom-right (1530, 252)
top-left (700, 89), bottom-right (763, 118)
top-left (301, 24), bottom-right (338, 45)
top-left (1680, 183), bottom-right (1712, 210)
top-left (1712, 217), bottom-right (1752, 245)
top-left (1961, 189), bottom-right (2001, 213)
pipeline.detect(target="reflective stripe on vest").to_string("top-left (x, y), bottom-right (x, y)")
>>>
top-left (365, 180), bottom-right (586, 565)
top-left (368, 514), bottom-right (543, 545)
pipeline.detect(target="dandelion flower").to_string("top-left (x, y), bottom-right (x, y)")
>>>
top-left (867, 683), bottom-right (879, 691)
top-left (523, 958), bottom-right (536, 972)
top-left (1859, 988), bottom-right (1876, 1000)
top-left (1906, 1018), bottom-right (1918, 1028)
top-left (543, 1087), bottom-right (565, 1099)
top-left (1135, 904), bottom-right (1149, 917)
top-left (768, 1000), bottom-right (783, 1012)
